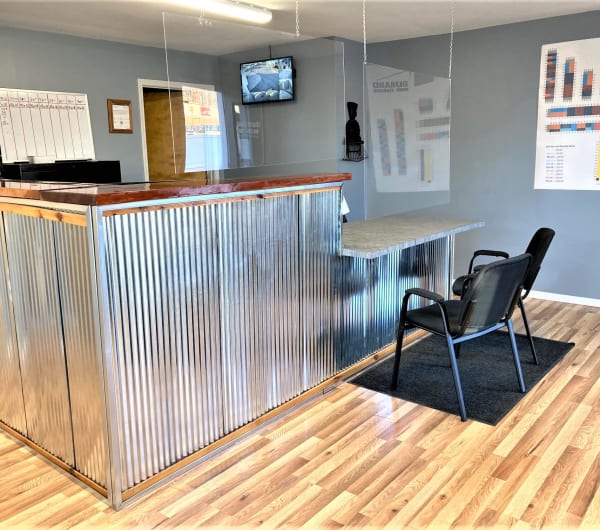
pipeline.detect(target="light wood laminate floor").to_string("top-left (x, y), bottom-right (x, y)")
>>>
top-left (0, 298), bottom-right (599, 528)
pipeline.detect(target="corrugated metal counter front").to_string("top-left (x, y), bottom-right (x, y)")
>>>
top-left (0, 176), bottom-right (482, 509)
top-left (0, 174), bottom-right (354, 509)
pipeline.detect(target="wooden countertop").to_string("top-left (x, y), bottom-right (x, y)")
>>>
top-left (0, 173), bottom-right (351, 206)
top-left (0, 180), bottom-right (95, 200)
top-left (342, 214), bottom-right (484, 258)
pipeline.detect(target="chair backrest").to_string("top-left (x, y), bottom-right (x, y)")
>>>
top-left (459, 253), bottom-right (531, 334)
top-left (522, 227), bottom-right (555, 296)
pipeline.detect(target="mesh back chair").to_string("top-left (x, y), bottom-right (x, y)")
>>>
top-left (452, 228), bottom-right (555, 365)
top-left (392, 253), bottom-right (531, 421)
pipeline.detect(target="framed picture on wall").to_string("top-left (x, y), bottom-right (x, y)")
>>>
top-left (107, 98), bottom-right (133, 133)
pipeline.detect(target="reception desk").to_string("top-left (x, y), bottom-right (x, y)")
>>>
top-left (0, 174), bottom-right (481, 508)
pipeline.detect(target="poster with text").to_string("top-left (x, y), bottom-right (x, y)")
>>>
top-left (0, 88), bottom-right (94, 163)
top-left (535, 38), bottom-right (600, 190)
top-left (365, 63), bottom-right (450, 193)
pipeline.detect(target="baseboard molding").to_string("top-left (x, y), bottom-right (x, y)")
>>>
top-left (529, 290), bottom-right (600, 308)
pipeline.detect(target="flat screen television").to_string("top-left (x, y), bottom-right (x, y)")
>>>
top-left (240, 56), bottom-right (294, 104)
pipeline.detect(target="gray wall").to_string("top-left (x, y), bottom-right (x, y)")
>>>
top-left (218, 38), bottom-right (342, 174)
top-left (5, 13), bottom-right (595, 299)
top-left (1, 27), bottom-right (347, 188)
top-left (368, 11), bottom-right (600, 300)
top-left (0, 26), bottom-right (218, 181)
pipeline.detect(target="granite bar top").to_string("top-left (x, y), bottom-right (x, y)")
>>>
top-left (342, 214), bottom-right (484, 258)
top-left (0, 173), bottom-right (351, 206)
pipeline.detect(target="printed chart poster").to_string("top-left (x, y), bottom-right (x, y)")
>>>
top-left (0, 88), bottom-right (95, 163)
top-left (535, 38), bottom-right (600, 190)
top-left (365, 63), bottom-right (450, 193)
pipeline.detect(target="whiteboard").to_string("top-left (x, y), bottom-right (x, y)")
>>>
top-left (0, 88), bottom-right (95, 163)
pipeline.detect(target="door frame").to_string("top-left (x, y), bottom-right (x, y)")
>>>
top-left (137, 79), bottom-right (214, 181)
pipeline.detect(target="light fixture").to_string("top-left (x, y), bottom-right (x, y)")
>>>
top-left (169, 0), bottom-right (273, 24)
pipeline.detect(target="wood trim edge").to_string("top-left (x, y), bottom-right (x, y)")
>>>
top-left (0, 421), bottom-right (108, 498)
top-left (0, 203), bottom-right (87, 226)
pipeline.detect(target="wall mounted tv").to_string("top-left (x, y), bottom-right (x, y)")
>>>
top-left (241, 56), bottom-right (294, 104)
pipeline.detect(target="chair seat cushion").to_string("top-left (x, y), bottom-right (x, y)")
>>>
top-left (406, 300), bottom-right (464, 336)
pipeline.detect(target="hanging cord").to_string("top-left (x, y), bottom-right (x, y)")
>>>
top-left (162, 12), bottom-right (177, 175)
top-left (295, 0), bottom-right (300, 38)
top-left (448, 0), bottom-right (455, 79)
top-left (448, 1), bottom-right (455, 181)
top-left (362, 0), bottom-right (367, 64)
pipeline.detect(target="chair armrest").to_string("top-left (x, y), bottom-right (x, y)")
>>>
top-left (473, 249), bottom-right (510, 259)
top-left (405, 287), bottom-right (445, 304)
top-left (401, 287), bottom-right (452, 336)
top-left (452, 272), bottom-right (477, 297)
top-left (468, 249), bottom-right (510, 273)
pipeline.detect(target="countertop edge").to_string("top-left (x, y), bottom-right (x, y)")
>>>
top-left (341, 219), bottom-right (485, 259)
top-left (0, 173), bottom-right (351, 206)
top-left (43, 173), bottom-right (352, 206)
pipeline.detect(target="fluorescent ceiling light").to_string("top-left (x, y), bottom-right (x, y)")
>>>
top-left (169, 0), bottom-right (273, 24)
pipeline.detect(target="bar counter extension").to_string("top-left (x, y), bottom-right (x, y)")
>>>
top-left (0, 174), bottom-right (481, 508)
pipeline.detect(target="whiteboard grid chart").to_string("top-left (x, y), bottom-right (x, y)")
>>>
top-left (0, 88), bottom-right (95, 164)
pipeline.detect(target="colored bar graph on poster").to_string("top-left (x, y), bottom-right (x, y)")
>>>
top-left (547, 122), bottom-right (600, 132)
top-left (419, 98), bottom-right (434, 113)
top-left (394, 110), bottom-right (406, 176)
top-left (419, 131), bottom-right (449, 141)
top-left (545, 50), bottom-right (557, 102)
top-left (563, 58), bottom-right (575, 100)
top-left (417, 117), bottom-right (450, 127)
top-left (582, 70), bottom-right (593, 98)
top-left (420, 148), bottom-right (432, 183)
top-left (548, 105), bottom-right (600, 117)
top-left (377, 118), bottom-right (391, 176)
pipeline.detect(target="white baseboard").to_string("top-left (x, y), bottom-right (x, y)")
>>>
top-left (529, 290), bottom-right (600, 308)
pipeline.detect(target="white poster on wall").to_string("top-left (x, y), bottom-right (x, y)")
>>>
top-left (0, 88), bottom-right (95, 163)
top-left (365, 63), bottom-right (451, 193)
top-left (535, 37), bottom-right (600, 190)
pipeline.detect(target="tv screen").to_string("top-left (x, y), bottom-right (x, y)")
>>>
top-left (241, 56), bottom-right (294, 104)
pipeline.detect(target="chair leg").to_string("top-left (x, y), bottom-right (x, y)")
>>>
top-left (507, 319), bottom-right (526, 393)
top-left (445, 335), bottom-right (467, 421)
top-left (391, 320), bottom-right (406, 390)
top-left (519, 297), bottom-right (539, 365)
top-left (455, 343), bottom-right (461, 358)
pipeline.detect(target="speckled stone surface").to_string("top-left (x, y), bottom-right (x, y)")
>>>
top-left (341, 214), bottom-right (484, 258)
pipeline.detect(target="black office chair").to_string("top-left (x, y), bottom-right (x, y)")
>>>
top-left (391, 253), bottom-right (531, 421)
top-left (452, 228), bottom-right (555, 365)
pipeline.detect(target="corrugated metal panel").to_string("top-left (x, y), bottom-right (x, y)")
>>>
top-left (101, 192), bottom-right (341, 489)
top-left (3, 213), bottom-right (74, 465)
top-left (219, 195), bottom-right (302, 431)
top-left (0, 213), bottom-right (27, 434)
top-left (300, 190), bottom-right (339, 388)
top-left (103, 205), bottom-right (224, 489)
top-left (99, 188), bottom-right (451, 493)
top-left (335, 256), bottom-right (368, 369)
top-left (54, 222), bottom-right (107, 488)
top-left (337, 237), bottom-right (450, 368)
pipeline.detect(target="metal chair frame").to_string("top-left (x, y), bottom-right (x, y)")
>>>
top-left (392, 254), bottom-right (531, 421)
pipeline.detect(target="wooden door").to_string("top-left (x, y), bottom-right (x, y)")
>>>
top-left (142, 88), bottom-right (206, 181)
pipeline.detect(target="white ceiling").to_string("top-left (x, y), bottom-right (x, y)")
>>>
top-left (1, 0), bottom-right (599, 55)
